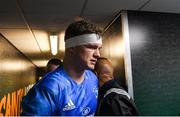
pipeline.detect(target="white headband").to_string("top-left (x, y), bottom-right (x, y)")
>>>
top-left (65, 33), bottom-right (102, 48)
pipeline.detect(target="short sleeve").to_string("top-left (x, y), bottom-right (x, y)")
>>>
top-left (21, 86), bottom-right (57, 116)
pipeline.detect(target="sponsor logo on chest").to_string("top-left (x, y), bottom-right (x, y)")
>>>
top-left (62, 99), bottom-right (76, 111)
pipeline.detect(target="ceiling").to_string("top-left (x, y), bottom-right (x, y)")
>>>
top-left (0, 0), bottom-right (180, 67)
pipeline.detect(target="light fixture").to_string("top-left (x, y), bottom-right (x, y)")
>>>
top-left (50, 34), bottom-right (58, 55)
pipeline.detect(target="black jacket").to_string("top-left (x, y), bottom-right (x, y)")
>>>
top-left (96, 80), bottom-right (139, 116)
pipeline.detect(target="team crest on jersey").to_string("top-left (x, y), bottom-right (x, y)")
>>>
top-left (82, 107), bottom-right (90, 115)
top-left (62, 99), bottom-right (76, 111)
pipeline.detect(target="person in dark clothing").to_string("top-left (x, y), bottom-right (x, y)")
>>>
top-left (94, 57), bottom-right (139, 116)
top-left (46, 58), bottom-right (62, 73)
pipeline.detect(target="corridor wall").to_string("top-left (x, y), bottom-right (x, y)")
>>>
top-left (0, 34), bottom-right (37, 116)
top-left (122, 10), bottom-right (180, 115)
top-left (102, 16), bottom-right (126, 89)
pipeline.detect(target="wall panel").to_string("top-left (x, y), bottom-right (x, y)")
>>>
top-left (0, 34), bottom-right (37, 115)
top-left (127, 10), bottom-right (180, 115)
top-left (102, 16), bottom-right (126, 89)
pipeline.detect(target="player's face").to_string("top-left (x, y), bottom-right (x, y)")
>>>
top-left (75, 43), bottom-right (102, 70)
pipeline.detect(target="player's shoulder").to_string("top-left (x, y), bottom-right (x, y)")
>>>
top-left (37, 67), bottom-right (67, 92)
top-left (85, 70), bottom-right (98, 83)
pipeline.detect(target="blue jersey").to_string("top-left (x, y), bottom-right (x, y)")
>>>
top-left (21, 67), bottom-right (98, 116)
